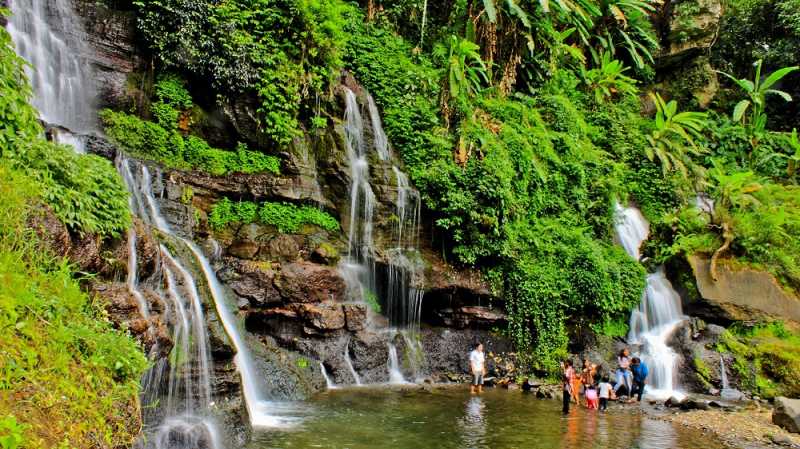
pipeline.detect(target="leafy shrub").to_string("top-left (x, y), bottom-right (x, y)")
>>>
top-left (134, 0), bottom-right (351, 144)
top-left (0, 163), bottom-right (147, 447)
top-left (154, 74), bottom-right (193, 109)
top-left (151, 101), bottom-right (180, 129)
top-left (100, 110), bottom-right (281, 176)
top-left (209, 198), bottom-right (339, 233)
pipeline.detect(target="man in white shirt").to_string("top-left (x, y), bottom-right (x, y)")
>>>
top-left (469, 342), bottom-right (486, 394)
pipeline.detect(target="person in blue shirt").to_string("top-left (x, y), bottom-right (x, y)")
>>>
top-left (629, 357), bottom-right (649, 403)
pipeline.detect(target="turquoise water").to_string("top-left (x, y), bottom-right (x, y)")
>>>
top-left (250, 387), bottom-right (724, 449)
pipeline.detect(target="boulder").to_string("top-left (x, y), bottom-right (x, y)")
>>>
top-left (665, 396), bottom-right (687, 408)
top-left (773, 397), bottom-right (800, 433)
top-left (297, 302), bottom-right (346, 332)
top-left (660, 0), bottom-right (723, 63)
top-left (687, 255), bottom-right (800, 325)
top-left (217, 258), bottom-right (283, 306)
top-left (273, 262), bottom-right (347, 303)
top-left (453, 306), bottom-right (507, 329)
top-left (343, 303), bottom-right (368, 331)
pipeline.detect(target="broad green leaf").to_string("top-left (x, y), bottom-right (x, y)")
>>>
top-left (733, 99), bottom-right (751, 121)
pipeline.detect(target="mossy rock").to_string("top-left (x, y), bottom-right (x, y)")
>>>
top-left (312, 241), bottom-right (340, 265)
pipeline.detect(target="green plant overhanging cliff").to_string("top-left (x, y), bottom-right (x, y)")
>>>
top-left (0, 20), bottom-right (147, 447)
top-left (133, 0), bottom-right (350, 145)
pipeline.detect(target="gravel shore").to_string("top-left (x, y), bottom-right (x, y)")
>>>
top-left (652, 406), bottom-right (800, 449)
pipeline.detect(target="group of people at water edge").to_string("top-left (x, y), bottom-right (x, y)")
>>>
top-left (468, 343), bottom-right (650, 412)
top-left (561, 348), bottom-right (649, 413)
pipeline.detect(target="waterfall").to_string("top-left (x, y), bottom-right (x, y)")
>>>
top-left (124, 157), bottom-right (297, 428)
top-left (387, 166), bottom-right (424, 328)
top-left (51, 128), bottom-right (88, 154)
top-left (115, 157), bottom-right (223, 448)
top-left (720, 356), bottom-right (729, 390)
top-left (125, 229), bottom-right (150, 319)
top-left (320, 362), bottom-right (337, 389)
top-left (7, 0), bottom-right (97, 133)
top-left (343, 341), bottom-right (362, 386)
top-left (339, 88), bottom-right (378, 306)
top-left (614, 203), bottom-right (685, 399)
top-left (388, 341), bottom-right (406, 384)
top-left (367, 95), bottom-right (390, 161)
top-left (337, 88), bottom-right (428, 384)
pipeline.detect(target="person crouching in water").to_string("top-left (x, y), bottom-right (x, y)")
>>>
top-left (598, 375), bottom-right (612, 411)
top-left (561, 359), bottom-right (575, 413)
top-left (469, 342), bottom-right (486, 394)
top-left (630, 357), bottom-right (649, 403)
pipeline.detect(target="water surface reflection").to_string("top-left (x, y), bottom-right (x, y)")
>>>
top-left (251, 388), bottom-right (723, 449)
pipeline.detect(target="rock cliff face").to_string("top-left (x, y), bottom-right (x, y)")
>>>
top-left (655, 0), bottom-right (723, 108)
top-left (61, 0), bottom-right (510, 399)
top-left (687, 255), bottom-right (800, 325)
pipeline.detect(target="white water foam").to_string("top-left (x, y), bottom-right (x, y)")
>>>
top-left (614, 203), bottom-right (686, 400)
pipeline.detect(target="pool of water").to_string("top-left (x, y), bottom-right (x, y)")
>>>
top-left (250, 387), bottom-right (725, 449)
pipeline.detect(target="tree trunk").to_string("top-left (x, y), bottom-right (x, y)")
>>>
top-left (710, 222), bottom-right (733, 282)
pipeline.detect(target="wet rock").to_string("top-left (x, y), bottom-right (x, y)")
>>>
top-left (773, 397), bottom-right (800, 433)
top-left (297, 302), bottom-right (346, 331)
top-left (666, 396), bottom-right (686, 408)
top-left (92, 282), bottom-right (172, 357)
top-left (452, 306), bottom-right (507, 329)
top-left (273, 262), bottom-right (346, 303)
top-left (311, 242), bottom-right (340, 265)
top-left (72, 0), bottom-right (145, 111)
top-left (228, 240), bottom-right (260, 259)
top-left (343, 303), bottom-right (367, 331)
top-left (217, 258), bottom-right (282, 306)
top-left (349, 330), bottom-right (391, 383)
top-left (267, 234), bottom-right (302, 261)
top-left (420, 327), bottom-right (513, 377)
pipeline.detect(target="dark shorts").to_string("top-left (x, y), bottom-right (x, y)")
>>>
top-left (472, 373), bottom-right (484, 386)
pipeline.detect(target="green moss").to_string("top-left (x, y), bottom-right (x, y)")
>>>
top-left (100, 110), bottom-right (281, 176)
top-left (209, 198), bottom-right (339, 234)
top-left (716, 323), bottom-right (800, 398)
top-left (364, 290), bottom-right (382, 314)
top-left (693, 356), bottom-right (713, 387)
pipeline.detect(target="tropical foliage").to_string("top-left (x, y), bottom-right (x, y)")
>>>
top-left (0, 21), bottom-right (146, 447)
top-left (718, 60), bottom-right (799, 134)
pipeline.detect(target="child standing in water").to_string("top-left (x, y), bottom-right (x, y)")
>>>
top-left (598, 376), bottom-right (612, 411)
top-left (585, 382), bottom-right (599, 409)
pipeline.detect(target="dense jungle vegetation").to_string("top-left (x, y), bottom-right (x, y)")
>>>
top-left (112, 0), bottom-right (800, 371)
top-left (0, 15), bottom-right (147, 447)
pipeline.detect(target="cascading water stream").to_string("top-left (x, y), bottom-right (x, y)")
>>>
top-left (343, 341), bottom-right (363, 386)
top-left (337, 88), bottom-right (427, 385)
top-left (127, 158), bottom-right (297, 428)
top-left (388, 341), bottom-right (406, 384)
top-left (7, 0), bottom-right (97, 133)
top-left (339, 88), bottom-right (378, 306)
top-left (614, 203), bottom-right (685, 399)
top-left (320, 362), bottom-right (337, 389)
